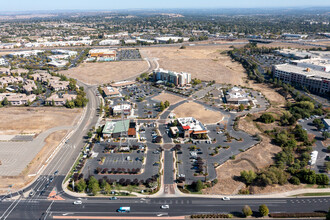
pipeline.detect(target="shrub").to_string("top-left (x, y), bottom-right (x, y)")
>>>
top-left (289, 176), bottom-right (301, 185)
top-left (242, 205), bottom-right (253, 217)
top-left (259, 204), bottom-right (269, 217)
top-left (258, 113), bottom-right (275, 124)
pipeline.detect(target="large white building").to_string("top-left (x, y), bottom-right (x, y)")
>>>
top-left (291, 58), bottom-right (330, 72)
top-left (99, 39), bottom-right (121, 46)
top-left (9, 50), bottom-right (45, 58)
top-left (154, 36), bottom-right (189, 43)
top-left (0, 58), bottom-right (6, 66)
top-left (273, 64), bottom-right (330, 94)
top-left (51, 49), bottom-right (77, 57)
top-left (153, 68), bottom-right (191, 86)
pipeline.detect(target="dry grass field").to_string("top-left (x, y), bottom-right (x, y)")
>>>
top-left (173, 101), bottom-right (224, 124)
top-left (141, 45), bottom-right (247, 86)
top-left (0, 107), bottom-right (82, 135)
top-left (152, 92), bottom-right (185, 104)
top-left (203, 137), bottom-right (282, 195)
top-left (60, 60), bottom-right (149, 85)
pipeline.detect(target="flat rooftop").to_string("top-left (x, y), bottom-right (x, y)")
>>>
top-left (274, 64), bottom-right (330, 80)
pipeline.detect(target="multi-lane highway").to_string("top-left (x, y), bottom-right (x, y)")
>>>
top-left (1, 196), bottom-right (330, 219)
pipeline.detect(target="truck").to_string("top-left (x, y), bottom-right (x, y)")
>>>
top-left (117, 207), bottom-right (130, 213)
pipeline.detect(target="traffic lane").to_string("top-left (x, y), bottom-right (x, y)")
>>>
top-left (164, 150), bottom-right (174, 184)
top-left (46, 197), bottom-right (330, 217)
top-left (3, 200), bottom-right (51, 220)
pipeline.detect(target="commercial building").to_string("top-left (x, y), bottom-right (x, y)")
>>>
top-left (291, 58), bottom-right (330, 72)
top-left (99, 39), bottom-right (121, 46)
top-left (154, 36), bottom-right (189, 43)
top-left (323, 118), bottom-right (330, 130)
top-left (0, 58), bottom-right (7, 66)
top-left (176, 117), bottom-right (208, 138)
top-left (110, 81), bottom-right (135, 88)
top-left (9, 50), bottom-right (45, 58)
top-left (112, 104), bottom-right (132, 115)
top-left (47, 60), bottom-right (68, 68)
top-left (282, 33), bottom-right (308, 39)
top-left (102, 120), bottom-right (130, 138)
top-left (273, 64), bottom-right (330, 94)
top-left (51, 49), bottom-right (77, 57)
top-left (89, 49), bottom-right (117, 61)
top-left (102, 86), bottom-right (121, 98)
top-left (225, 87), bottom-right (252, 105)
top-left (153, 68), bottom-right (191, 86)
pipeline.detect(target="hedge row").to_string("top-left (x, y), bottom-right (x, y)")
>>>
top-left (190, 213), bottom-right (233, 218)
top-left (269, 212), bottom-right (326, 218)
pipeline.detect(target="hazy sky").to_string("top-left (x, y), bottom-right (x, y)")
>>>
top-left (1, 0), bottom-right (330, 11)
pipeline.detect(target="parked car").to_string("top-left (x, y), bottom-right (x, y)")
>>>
top-left (222, 197), bottom-right (230, 201)
top-left (110, 197), bottom-right (118, 200)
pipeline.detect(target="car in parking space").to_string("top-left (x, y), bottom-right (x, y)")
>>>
top-left (222, 197), bottom-right (230, 201)
top-left (73, 200), bottom-right (82, 205)
top-left (54, 170), bottom-right (59, 175)
top-left (29, 191), bottom-right (35, 197)
top-left (110, 197), bottom-right (118, 200)
top-left (161, 205), bottom-right (169, 209)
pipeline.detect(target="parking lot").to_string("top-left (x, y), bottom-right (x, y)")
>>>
top-left (81, 141), bottom-right (162, 181)
top-left (117, 49), bottom-right (142, 61)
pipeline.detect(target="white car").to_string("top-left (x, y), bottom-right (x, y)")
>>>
top-left (161, 205), bottom-right (169, 209)
top-left (222, 197), bottom-right (230, 201)
top-left (73, 200), bottom-right (82, 205)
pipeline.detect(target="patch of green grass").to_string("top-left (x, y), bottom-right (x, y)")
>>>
top-left (293, 192), bottom-right (330, 197)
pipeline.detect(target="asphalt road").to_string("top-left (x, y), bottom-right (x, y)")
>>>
top-left (1, 196), bottom-right (329, 219)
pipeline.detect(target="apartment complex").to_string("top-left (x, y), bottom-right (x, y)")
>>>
top-left (0, 93), bottom-right (36, 105)
top-left (273, 64), bottom-right (330, 94)
top-left (46, 93), bottom-right (77, 106)
top-left (153, 68), bottom-right (191, 86)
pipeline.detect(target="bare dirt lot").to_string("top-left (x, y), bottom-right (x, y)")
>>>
top-left (141, 45), bottom-right (247, 86)
top-left (60, 60), bottom-right (149, 85)
top-left (152, 92), bottom-right (185, 104)
top-left (203, 137), bottom-right (282, 195)
top-left (0, 107), bottom-right (81, 135)
top-left (173, 101), bottom-right (224, 124)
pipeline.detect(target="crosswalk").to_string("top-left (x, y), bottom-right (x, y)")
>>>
top-left (289, 198), bottom-right (329, 204)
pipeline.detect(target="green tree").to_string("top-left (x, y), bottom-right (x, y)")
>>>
top-left (239, 104), bottom-right (245, 112)
top-left (76, 179), bottom-right (87, 192)
top-left (242, 205), bottom-right (253, 217)
top-left (195, 180), bottom-right (203, 192)
top-left (2, 97), bottom-right (9, 106)
top-left (91, 182), bottom-right (100, 196)
top-left (322, 131), bottom-right (330, 140)
top-left (316, 174), bottom-right (329, 185)
top-left (159, 101), bottom-right (165, 111)
top-left (259, 204), bottom-right (269, 217)
top-left (104, 182), bottom-right (111, 195)
top-left (326, 208), bottom-right (330, 220)
top-left (87, 131), bottom-right (93, 138)
top-left (240, 170), bottom-right (257, 185)
top-left (259, 113), bottom-right (275, 124)
top-left (164, 100), bottom-right (170, 108)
